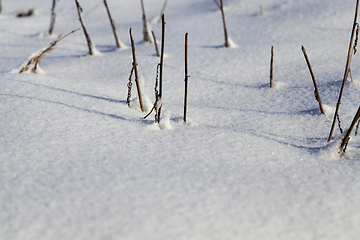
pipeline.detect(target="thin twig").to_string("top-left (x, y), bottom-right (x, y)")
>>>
top-left (152, 31), bottom-right (160, 57)
top-left (103, 0), bottom-right (120, 48)
top-left (129, 28), bottom-right (144, 112)
top-left (157, 14), bottom-right (166, 123)
top-left (19, 29), bottom-right (79, 73)
top-left (141, 0), bottom-right (152, 43)
top-left (328, 0), bottom-right (360, 142)
top-left (184, 33), bottom-right (189, 123)
top-left (126, 67), bottom-right (134, 106)
top-left (220, 0), bottom-right (229, 48)
top-left (75, 0), bottom-right (93, 55)
top-left (301, 46), bottom-right (325, 114)
top-left (143, 64), bottom-right (161, 120)
top-left (49, 0), bottom-right (57, 35)
top-left (270, 46), bottom-right (274, 88)
top-left (339, 106), bottom-right (360, 153)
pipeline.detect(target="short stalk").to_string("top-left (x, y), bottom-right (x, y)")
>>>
top-left (301, 46), bottom-right (325, 114)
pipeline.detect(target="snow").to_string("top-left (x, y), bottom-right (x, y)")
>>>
top-left (1, 0), bottom-right (360, 239)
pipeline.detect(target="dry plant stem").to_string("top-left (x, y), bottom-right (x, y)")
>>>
top-left (129, 28), bottom-right (144, 112)
top-left (260, 4), bottom-right (264, 15)
top-left (152, 31), bottom-right (160, 57)
top-left (19, 29), bottom-right (79, 73)
top-left (103, 0), bottom-right (120, 49)
top-left (220, 0), bottom-right (229, 48)
top-left (75, 0), bottom-right (93, 55)
top-left (49, 0), bottom-right (57, 35)
top-left (349, 68), bottom-right (354, 82)
top-left (157, 15), bottom-right (166, 123)
top-left (184, 33), bottom-right (189, 123)
top-left (301, 46), bottom-right (325, 114)
top-left (141, 0), bottom-right (151, 43)
top-left (270, 46), bottom-right (274, 88)
top-left (328, 0), bottom-right (360, 142)
top-left (0, 0), bottom-right (2, 14)
top-left (339, 106), bottom-right (360, 152)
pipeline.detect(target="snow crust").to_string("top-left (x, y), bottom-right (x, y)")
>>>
top-left (1, 0), bottom-right (360, 239)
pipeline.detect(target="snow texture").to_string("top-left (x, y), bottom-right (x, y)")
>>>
top-left (1, 0), bottom-right (360, 239)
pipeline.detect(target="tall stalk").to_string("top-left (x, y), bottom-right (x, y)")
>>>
top-left (184, 33), bottom-right (189, 123)
top-left (75, 0), bottom-right (93, 55)
top-left (103, 0), bottom-right (120, 49)
top-left (140, 0), bottom-right (152, 43)
top-left (270, 46), bottom-right (274, 88)
top-left (49, 0), bottom-right (57, 35)
top-left (129, 28), bottom-right (144, 112)
top-left (328, 0), bottom-right (360, 142)
top-left (157, 15), bottom-right (166, 123)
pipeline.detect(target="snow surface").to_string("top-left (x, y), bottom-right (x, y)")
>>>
top-left (1, 0), bottom-right (360, 239)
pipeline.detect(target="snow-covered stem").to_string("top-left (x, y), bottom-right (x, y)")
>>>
top-left (152, 31), bottom-right (160, 57)
top-left (339, 106), bottom-right (360, 153)
top-left (157, 15), bottom-right (166, 123)
top-left (301, 46), bottom-right (325, 115)
top-left (75, 0), bottom-right (93, 55)
top-left (103, 0), bottom-right (120, 49)
top-left (220, 0), bottom-right (229, 48)
top-left (49, 0), bottom-right (57, 35)
top-left (140, 0), bottom-right (151, 43)
top-left (270, 46), bottom-right (274, 88)
top-left (184, 33), bottom-right (189, 123)
top-left (17, 29), bottom-right (78, 73)
top-left (328, 0), bottom-right (360, 142)
top-left (129, 28), bottom-right (144, 112)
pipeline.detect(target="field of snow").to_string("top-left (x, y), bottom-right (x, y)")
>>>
top-left (1, 0), bottom-right (360, 239)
